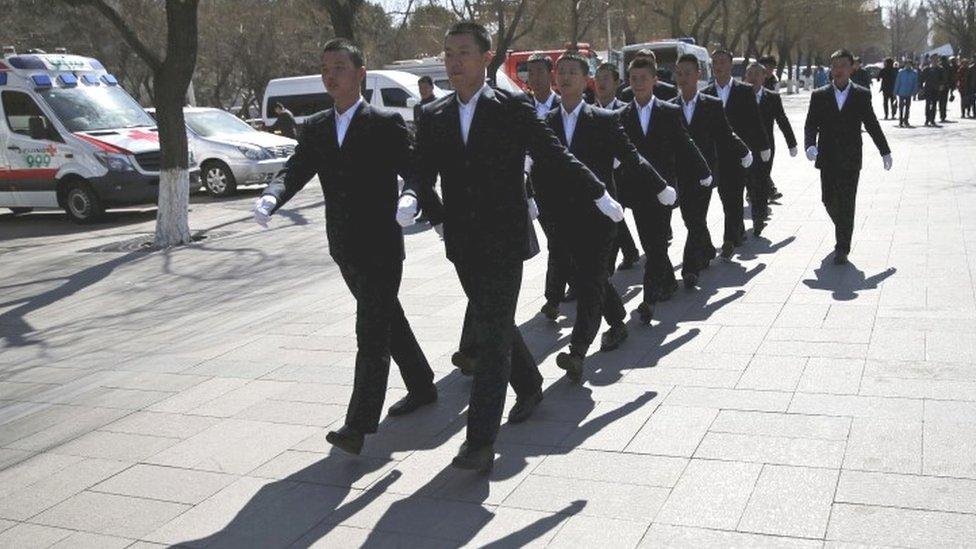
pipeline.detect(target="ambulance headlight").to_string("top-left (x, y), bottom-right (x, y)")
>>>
top-left (236, 144), bottom-right (270, 161)
top-left (94, 151), bottom-right (135, 172)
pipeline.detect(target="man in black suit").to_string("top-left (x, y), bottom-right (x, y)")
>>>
top-left (414, 75), bottom-right (438, 121)
top-left (703, 49), bottom-right (771, 258)
top-left (253, 39), bottom-right (437, 456)
top-left (397, 22), bottom-right (623, 472)
top-left (618, 56), bottom-right (711, 323)
top-left (804, 49), bottom-right (892, 265)
top-left (594, 61), bottom-right (641, 271)
top-left (746, 62), bottom-right (798, 231)
top-left (525, 53), bottom-right (574, 318)
top-left (920, 54), bottom-right (944, 127)
top-left (671, 54), bottom-right (751, 288)
top-left (617, 49), bottom-right (679, 103)
top-left (532, 52), bottom-right (668, 381)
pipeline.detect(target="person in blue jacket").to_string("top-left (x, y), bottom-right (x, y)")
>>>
top-left (893, 60), bottom-right (920, 127)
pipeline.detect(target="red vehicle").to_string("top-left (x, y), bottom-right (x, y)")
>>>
top-left (503, 44), bottom-right (601, 95)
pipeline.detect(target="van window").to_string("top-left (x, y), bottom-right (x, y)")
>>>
top-left (39, 86), bottom-right (154, 132)
top-left (2, 91), bottom-right (60, 141)
top-left (265, 93), bottom-right (334, 119)
top-left (380, 87), bottom-right (410, 108)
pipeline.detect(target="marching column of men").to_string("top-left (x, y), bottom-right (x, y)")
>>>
top-left (252, 22), bottom-right (891, 473)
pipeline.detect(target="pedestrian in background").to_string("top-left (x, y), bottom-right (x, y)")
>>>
top-left (878, 58), bottom-right (898, 120)
top-left (894, 59), bottom-right (920, 127)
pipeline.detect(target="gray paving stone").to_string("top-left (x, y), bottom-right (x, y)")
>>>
top-left (826, 503), bottom-right (976, 547)
top-left (90, 463), bottom-right (237, 505)
top-left (548, 515), bottom-right (650, 548)
top-left (655, 459), bottom-right (762, 530)
top-left (146, 377), bottom-right (249, 414)
top-left (922, 420), bottom-right (976, 478)
top-left (625, 406), bottom-right (718, 457)
top-left (249, 449), bottom-right (397, 490)
top-left (0, 523), bottom-right (74, 548)
top-left (664, 386), bottom-right (792, 412)
top-left (30, 490), bottom-right (190, 539)
top-left (533, 449), bottom-right (687, 488)
top-left (0, 405), bottom-right (129, 451)
top-left (502, 474), bottom-right (670, 521)
top-left (461, 507), bottom-right (567, 548)
top-left (695, 431), bottom-right (846, 468)
top-left (843, 418), bottom-right (922, 474)
top-left (836, 469), bottom-right (976, 514)
top-left (0, 456), bottom-right (129, 521)
top-left (50, 430), bottom-right (179, 462)
top-left (735, 355), bottom-right (807, 391)
top-left (96, 410), bottom-right (221, 439)
top-left (738, 465), bottom-right (838, 538)
top-left (796, 357), bottom-right (864, 395)
top-left (709, 410), bottom-right (850, 440)
top-left (788, 393), bottom-right (923, 421)
top-left (640, 524), bottom-right (822, 548)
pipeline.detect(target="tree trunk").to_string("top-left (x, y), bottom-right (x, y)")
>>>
top-left (321, 0), bottom-right (363, 42)
top-left (569, 0), bottom-right (579, 49)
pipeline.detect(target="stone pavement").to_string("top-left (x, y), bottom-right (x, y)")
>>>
top-left (1, 92), bottom-right (976, 548)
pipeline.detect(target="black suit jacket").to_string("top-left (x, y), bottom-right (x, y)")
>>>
top-left (531, 103), bottom-right (666, 221)
top-left (263, 102), bottom-right (410, 264)
top-left (702, 80), bottom-right (770, 156)
top-left (758, 89), bottom-right (798, 153)
top-left (804, 83), bottom-right (890, 172)
top-left (405, 86), bottom-right (606, 264)
top-left (669, 93), bottom-right (748, 187)
top-left (617, 99), bottom-right (710, 207)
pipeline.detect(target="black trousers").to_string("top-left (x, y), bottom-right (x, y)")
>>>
top-left (882, 92), bottom-right (897, 118)
top-left (633, 201), bottom-right (676, 303)
top-left (337, 260), bottom-right (435, 433)
top-left (678, 182), bottom-right (716, 277)
top-left (610, 216), bottom-right (640, 270)
top-left (717, 158), bottom-right (747, 245)
top-left (746, 155), bottom-right (770, 225)
top-left (820, 169), bottom-right (860, 255)
top-left (939, 89), bottom-right (950, 120)
top-left (455, 259), bottom-right (543, 447)
top-left (899, 97), bottom-right (912, 124)
top-left (560, 218), bottom-right (621, 356)
top-left (764, 148), bottom-right (779, 196)
top-left (539, 214), bottom-right (575, 306)
top-left (925, 96), bottom-right (939, 124)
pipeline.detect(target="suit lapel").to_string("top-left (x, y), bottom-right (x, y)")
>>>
top-left (322, 109), bottom-right (339, 151)
top-left (338, 101), bottom-right (368, 150)
top-left (464, 87), bottom-right (497, 153)
top-left (622, 102), bottom-right (642, 140)
top-left (570, 105), bottom-right (593, 155)
top-left (440, 96), bottom-right (464, 153)
top-left (549, 109), bottom-right (568, 148)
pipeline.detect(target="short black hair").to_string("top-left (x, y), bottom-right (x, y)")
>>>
top-left (677, 53), bottom-right (699, 69)
top-left (446, 21), bottom-right (492, 53)
top-left (274, 102), bottom-right (285, 110)
top-left (831, 49), bottom-right (855, 65)
top-left (711, 49), bottom-right (734, 62)
top-left (418, 75), bottom-right (433, 86)
top-left (629, 56), bottom-right (657, 75)
top-left (322, 38), bottom-right (365, 68)
top-left (596, 62), bottom-right (620, 81)
top-left (527, 52), bottom-right (553, 71)
top-left (557, 51), bottom-right (589, 75)
top-left (759, 55), bottom-right (777, 67)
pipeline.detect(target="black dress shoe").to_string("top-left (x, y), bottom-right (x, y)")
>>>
top-left (683, 272), bottom-right (699, 289)
top-left (600, 324), bottom-right (628, 352)
top-left (387, 388), bottom-right (437, 416)
top-left (833, 253), bottom-right (849, 265)
top-left (451, 352), bottom-right (475, 376)
top-left (508, 391), bottom-right (543, 423)
top-left (770, 190), bottom-right (783, 200)
top-left (561, 289), bottom-right (577, 302)
top-left (556, 352), bottom-right (584, 384)
top-left (326, 425), bottom-right (364, 455)
top-left (540, 302), bottom-right (559, 321)
top-left (451, 442), bottom-right (494, 473)
top-left (720, 242), bottom-right (735, 259)
top-left (637, 301), bottom-right (655, 324)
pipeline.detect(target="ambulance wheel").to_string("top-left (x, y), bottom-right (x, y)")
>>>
top-left (8, 208), bottom-right (33, 215)
top-left (64, 183), bottom-right (105, 223)
top-left (202, 161), bottom-right (236, 197)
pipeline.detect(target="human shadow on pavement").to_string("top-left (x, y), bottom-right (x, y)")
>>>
top-left (802, 256), bottom-right (896, 301)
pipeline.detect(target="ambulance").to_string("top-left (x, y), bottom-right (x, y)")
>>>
top-left (0, 48), bottom-right (199, 222)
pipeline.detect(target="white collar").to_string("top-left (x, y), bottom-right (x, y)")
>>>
top-left (535, 92), bottom-right (557, 108)
top-left (682, 92), bottom-right (699, 106)
top-left (458, 84), bottom-right (489, 108)
top-left (597, 97), bottom-right (617, 109)
top-left (716, 79), bottom-right (733, 92)
top-left (834, 81), bottom-right (852, 94)
top-left (561, 101), bottom-right (584, 119)
top-left (635, 96), bottom-right (655, 111)
top-left (335, 97), bottom-right (363, 120)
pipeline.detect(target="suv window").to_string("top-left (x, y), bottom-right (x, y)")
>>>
top-left (265, 93), bottom-right (334, 119)
top-left (2, 91), bottom-right (60, 141)
top-left (380, 87), bottom-right (410, 108)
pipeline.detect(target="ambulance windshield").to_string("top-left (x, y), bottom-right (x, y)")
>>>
top-left (39, 85), bottom-right (155, 132)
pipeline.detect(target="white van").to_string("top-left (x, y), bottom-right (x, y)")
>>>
top-left (261, 69), bottom-right (447, 128)
top-left (621, 40), bottom-right (713, 90)
top-left (383, 57), bottom-right (523, 94)
top-left (0, 49), bottom-right (199, 222)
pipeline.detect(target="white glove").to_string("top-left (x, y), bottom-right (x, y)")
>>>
top-left (594, 191), bottom-right (625, 222)
top-left (700, 175), bottom-right (713, 188)
top-left (527, 197), bottom-right (539, 220)
top-left (806, 146), bottom-right (818, 162)
top-left (882, 154), bottom-right (893, 171)
top-left (789, 147), bottom-right (798, 157)
top-left (741, 150), bottom-right (754, 169)
top-left (433, 223), bottom-right (444, 238)
top-left (396, 195), bottom-right (418, 227)
top-left (760, 149), bottom-right (772, 162)
top-left (656, 185), bottom-right (677, 206)
top-left (253, 195), bottom-right (276, 228)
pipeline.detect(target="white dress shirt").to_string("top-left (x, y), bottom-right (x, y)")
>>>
top-left (834, 81), bottom-right (851, 110)
top-left (636, 97), bottom-right (654, 135)
top-left (715, 80), bottom-right (733, 107)
top-left (458, 84), bottom-right (489, 145)
top-left (560, 101), bottom-right (584, 147)
top-left (680, 93), bottom-right (699, 125)
top-left (597, 98), bottom-right (620, 110)
top-left (534, 92), bottom-right (559, 119)
top-left (335, 97), bottom-right (364, 147)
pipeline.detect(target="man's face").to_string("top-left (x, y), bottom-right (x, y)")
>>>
top-left (419, 81), bottom-right (434, 99)
top-left (526, 60), bottom-right (553, 97)
top-left (674, 61), bottom-right (699, 95)
top-left (763, 63), bottom-right (775, 78)
top-left (831, 57), bottom-right (853, 84)
top-left (712, 53), bottom-right (732, 82)
top-left (444, 33), bottom-right (491, 91)
top-left (746, 66), bottom-right (767, 89)
top-left (629, 67), bottom-right (657, 100)
top-left (555, 59), bottom-right (587, 99)
top-left (594, 68), bottom-right (618, 100)
top-left (321, 50), bottom-right (365, 99)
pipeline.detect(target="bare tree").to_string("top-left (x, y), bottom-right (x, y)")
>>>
top-left (319, 0), bottom-right (364, 41)
top-left (64, 0), bottom-right (200, 248)
top-left (929, 0), bottom-right (976, 55)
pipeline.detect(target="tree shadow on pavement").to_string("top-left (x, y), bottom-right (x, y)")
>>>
top-left (802, 255), bottom-right (897, 301)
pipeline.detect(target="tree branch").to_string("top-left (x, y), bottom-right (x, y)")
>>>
top-left (60, 0), bottom-right (163, 70)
